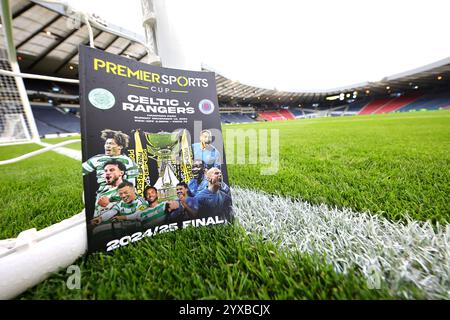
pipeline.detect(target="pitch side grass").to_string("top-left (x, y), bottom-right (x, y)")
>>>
top-left (225, 111), bottom-right (450, 224)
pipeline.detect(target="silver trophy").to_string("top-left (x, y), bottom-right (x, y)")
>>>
top-left (145, 131), bottom-right (180, 201)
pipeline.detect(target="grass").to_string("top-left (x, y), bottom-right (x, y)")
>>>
top-left (0, 111), bottom-right (448, 299)
top-left (41, 135), bottom-right (81, 151)
top-left (225, 111), bottom-right (450, 224)
top-left (0, 143), bottom-right (83, 239)
top-left (20, 224), bottom-right (394, 300)
top-left (0, 143), bottom-right (42, 161)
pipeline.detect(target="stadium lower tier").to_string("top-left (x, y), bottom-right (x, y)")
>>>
top-left (32, 105), bottom-right (80, 136)
top-left (254, 92), bottom-right (450, 122)
top-left (258, 110), bottom-right (298, 121)
top-left (396, 91), bottom-right (450, 112)
top-left (353, 92), bottom-right (450, 115)
top-left (220, 113), bottom-right (255, 123)
top-left (28, 91), bottom-right (450, 136)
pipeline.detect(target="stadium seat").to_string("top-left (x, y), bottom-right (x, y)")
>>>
top-left (358, 98), bottom-right (393, 115)
top-left (220, 113), bottom-right (255, 123)
top-left (373, 94), bottom-right (422, 114)
top-left (290, 109), bottom-right (304, 118)
top-left (31, 105), bottom-right (80, 136)
top-left (397, 92), bottom-right (450, 112)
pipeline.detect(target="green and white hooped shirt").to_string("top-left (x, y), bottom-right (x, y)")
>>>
top-left (82, 154), bottom-right (139, 187)
top-left (100, 196), bottom-right (148, 221)
top-left (125, 202), bottom-right (167, 223)
top-left (94, 185), bottom-right (121, 217)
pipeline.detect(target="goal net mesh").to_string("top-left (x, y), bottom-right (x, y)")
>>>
top-left (0, 32), bottom-right (34, 145)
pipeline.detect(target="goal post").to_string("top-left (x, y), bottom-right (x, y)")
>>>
top-left (0, 0), bottom-right (40, 145)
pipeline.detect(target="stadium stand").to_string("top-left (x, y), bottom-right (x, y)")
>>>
top-left (31, 105), bottom-right (80, 136)
top-left (340, 92), bottom-right (450, 116)
top-left (373, 94), bottom-right (422, 114)
top-left (26, 88), bottom-right (450, 133)
top-left (220, 113), bottom-right (255, 123)
top-left (258, 111), bottom-right (276, 121)
top-left (396, 91), bottom-right (450, 112)
top-left (19, 74), bottom-right (450, 132)
top-left (34, 118), bottom-right (63, 136)
top-left (358, 98), bottom-right (392, 115)
top-left (24, 79), bottom-right (79, 96)
top-left (345, 101), bottom-right (368, 114)
top-left (258, 110), bottom-right (295, 121)
top-left (278, 109), bottom-right (295, 120)
top-left (290, 109), bottom-right (304, 118)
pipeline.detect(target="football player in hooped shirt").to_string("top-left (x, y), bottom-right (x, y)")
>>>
top-left (82, 129), bottom-right (139, 189)
top-left (91, 181), bottom-right (148, 224)
top-left (195, 167), bottom-right (232, 220)
top-left (94, 160), bottom-right (126, 217)
top-left (113, 186), bottom-right (168, 228)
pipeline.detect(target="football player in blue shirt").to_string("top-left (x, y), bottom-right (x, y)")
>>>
top-left (188, 159), bottom-right (230, 197)
top-left (191, 129), bottom-right (221, 170)
top-left (195, 167), bottom-right (232, 221)
top-left (167, 182), bottom-right (199, 222)
top-left (188, 159), bottom-right (208, 196)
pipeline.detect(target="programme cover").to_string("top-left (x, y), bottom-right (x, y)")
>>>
top-left (79, 46), bottom-right (232, 253)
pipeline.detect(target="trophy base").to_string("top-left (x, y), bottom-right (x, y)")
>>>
top-left (158, 184), bottom-right (177, 202)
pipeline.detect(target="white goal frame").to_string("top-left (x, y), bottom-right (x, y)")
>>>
top-left (0, 0), bottom-right (40, 145)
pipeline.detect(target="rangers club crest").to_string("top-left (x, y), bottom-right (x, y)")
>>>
top-left (198, 99), bottom-right (215, 115)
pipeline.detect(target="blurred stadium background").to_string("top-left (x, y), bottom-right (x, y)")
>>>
top-left (0, 0), bottom-right (449, 300)
top-left (2, 0), bottom-right (450, 140)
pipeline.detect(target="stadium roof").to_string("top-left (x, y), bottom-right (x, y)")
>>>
top-left (4, 0), bottom-right (149, 78)
top-left (209, 58), bottom-right (450, 105)
top-left (4, 0), bottom-right (450, 105)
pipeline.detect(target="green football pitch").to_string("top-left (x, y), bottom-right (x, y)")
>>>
top-left (0, 110), bottom-right (448, 299)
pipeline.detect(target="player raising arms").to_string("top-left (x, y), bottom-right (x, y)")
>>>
top-left (188, 159), bottom-right (230, 197)
top-left (167, 182), bottom-right (199, 222)
top-left (82, 129), bottom-right (139, 189)
top-left (91, 181), bottom-right (148, 224)
top-left (195, 167), bottom-right (232, 221)
top-left (113, 186), bottom-right (169, 229)
top-left (94, 160), bottom-right (126, 217)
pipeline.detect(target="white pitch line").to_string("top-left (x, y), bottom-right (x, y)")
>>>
top-left (0, 140), bottom-right (81, 165)
top-left (231, 186), bottom-right (449, 299)
top-left (37, 141), bottom-right (81, 161)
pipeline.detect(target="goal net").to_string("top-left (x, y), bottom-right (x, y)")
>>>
top-left (0, 31), bottom-right (39, 145)
top-left (0, 113), bottom-right (30, 143)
